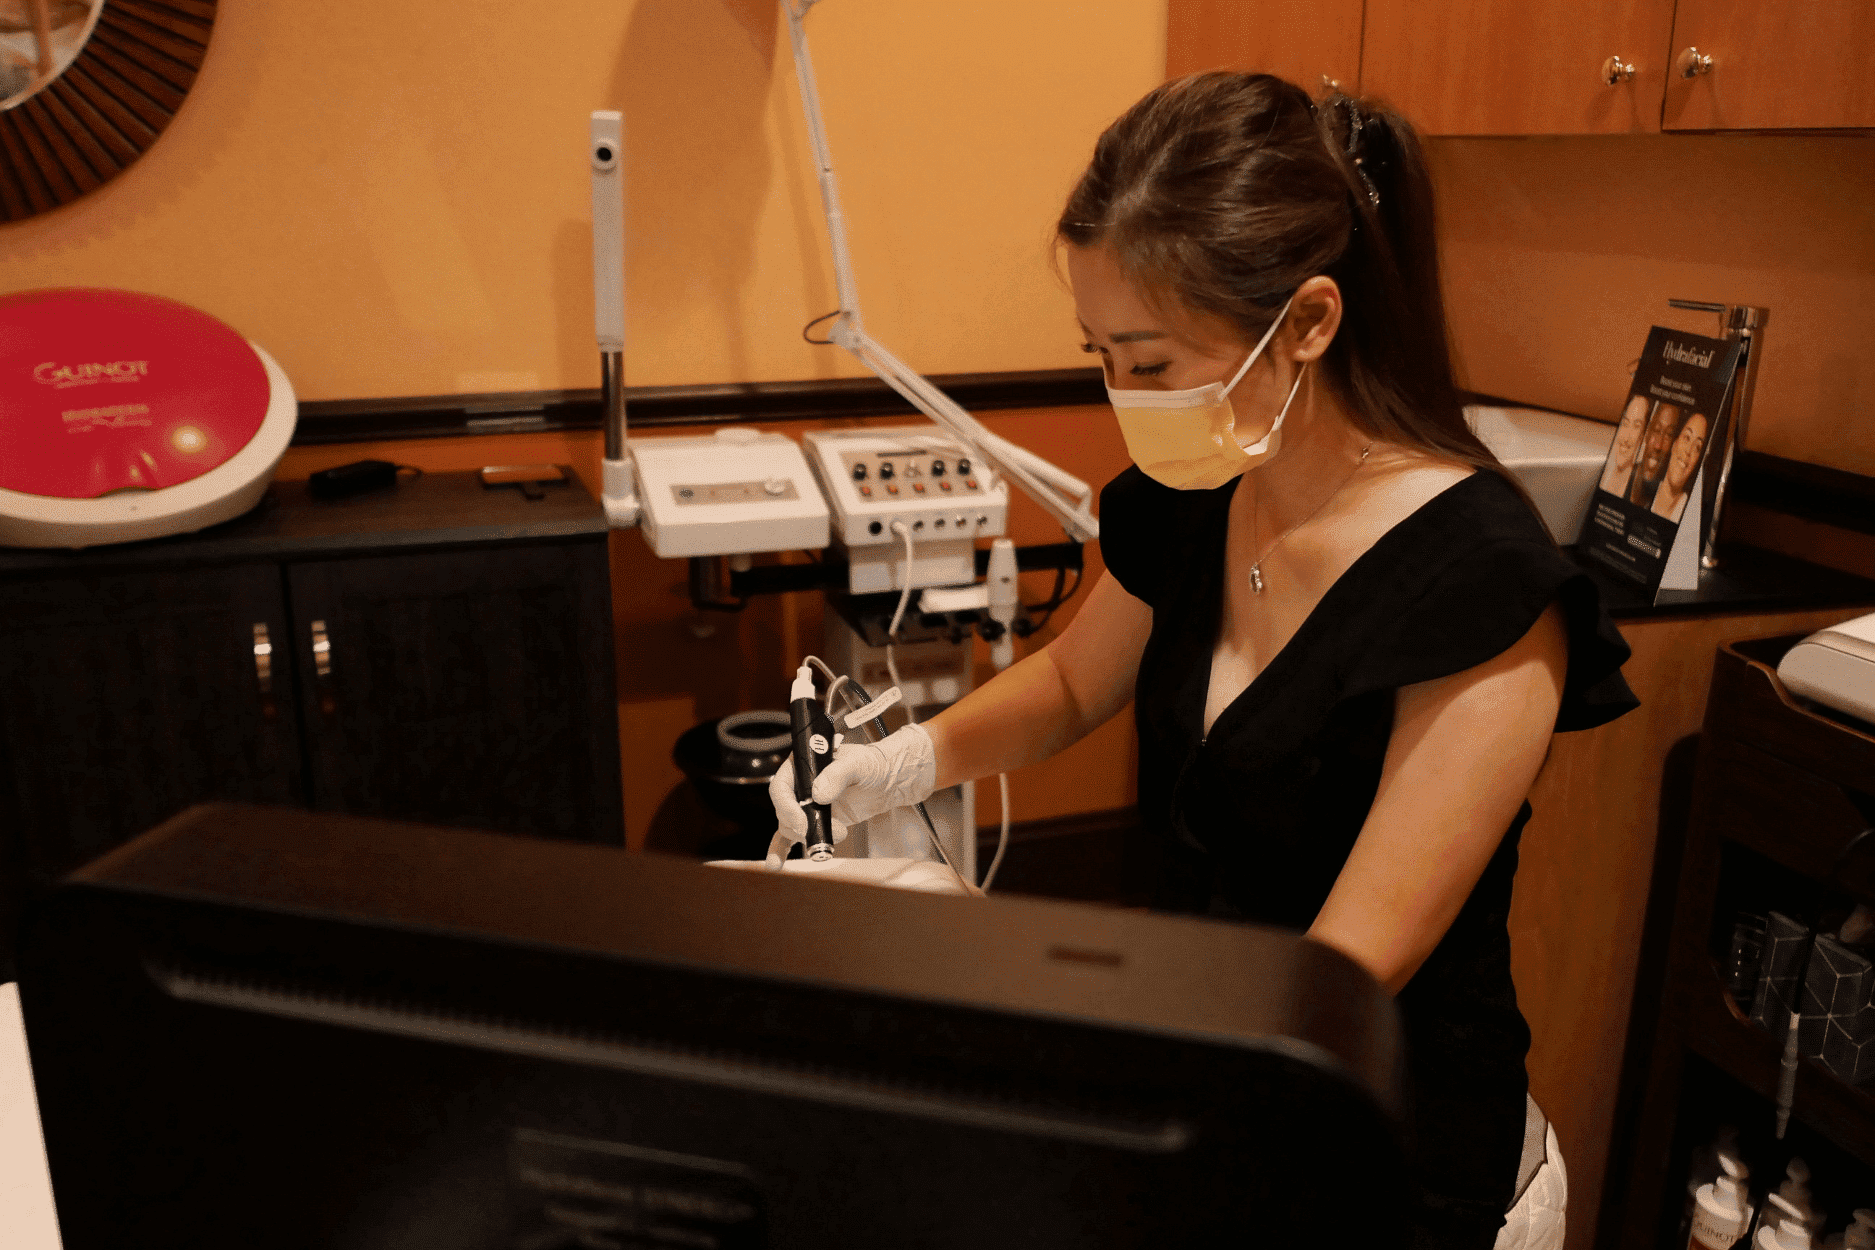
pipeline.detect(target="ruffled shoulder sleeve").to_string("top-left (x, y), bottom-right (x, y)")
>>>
top-left (1341, 474), bottom-right (1638, 733)
top-left (1098, 465), bottom-right (1191, 610)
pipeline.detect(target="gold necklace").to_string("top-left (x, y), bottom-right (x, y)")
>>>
top-left (1248, 445), bottom-right (1372, 595)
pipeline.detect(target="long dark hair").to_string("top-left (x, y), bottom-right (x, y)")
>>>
top-left (1059, 72), bottom-right (1525, 506)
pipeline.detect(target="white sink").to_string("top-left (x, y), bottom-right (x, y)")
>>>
top-left (1465, 405), bottom-right (1614, 544)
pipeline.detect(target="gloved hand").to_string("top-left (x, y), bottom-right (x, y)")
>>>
top-left (766, 723), bottom-right (938, 867)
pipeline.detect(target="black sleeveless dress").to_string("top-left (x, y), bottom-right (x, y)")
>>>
top-left (1099, 465), bottom-right (1638, 1248)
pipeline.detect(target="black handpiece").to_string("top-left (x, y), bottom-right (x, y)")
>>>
top-left (788, 666), bottom-right (838, 860)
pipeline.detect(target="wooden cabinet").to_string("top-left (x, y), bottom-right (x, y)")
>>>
top-left (1511, 603), bottom-right (1872, 1250)
top-left (1166, 0), bottom-right (1874, 134)
top-left (1611, 636), bottom-right (1875, 1248)
top-left (1361, 0), bottom-right (1677, 135)
top-left (0, 471), bottom-right (624, 980)
top-left (1166, 0), bottom-right (1362, 91)
top-left (1663, 0), bottom-right (1875, 131)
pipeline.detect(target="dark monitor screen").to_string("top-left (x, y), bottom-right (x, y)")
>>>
top-left (20, 803), bottom-right (1405, 1248)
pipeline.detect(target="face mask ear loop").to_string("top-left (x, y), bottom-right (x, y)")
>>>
top-left (1220, 296), bottom-right (1294, 398)
top-left (1238, 360), bottom-right (1308, 456)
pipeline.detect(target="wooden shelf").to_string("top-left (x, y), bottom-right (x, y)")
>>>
top-left (1613, 633), bottom-right (1875, 1250)
top-left (1685, 956), bottom-right (1875, 1173)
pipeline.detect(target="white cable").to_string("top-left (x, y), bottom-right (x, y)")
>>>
top-left (981, 772), bottom-right (1011, 892)
top-left (822, 673), bottom-right (849, 717)
top-left (886, 520), bottom-right (915, 726)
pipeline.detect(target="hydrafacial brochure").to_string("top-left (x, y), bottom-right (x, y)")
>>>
top-left (1582, 326), bottom-right (1741, 597)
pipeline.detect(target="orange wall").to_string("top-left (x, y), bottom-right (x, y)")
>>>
top-left (1, 1), bottom-right (1165, 397)
top-left (1431, 133), bottom-right (1875, 479)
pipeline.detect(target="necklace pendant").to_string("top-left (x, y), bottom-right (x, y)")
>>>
top-left (1249, 564), bottom-right (1264, 595)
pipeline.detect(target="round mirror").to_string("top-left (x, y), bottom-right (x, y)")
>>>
top-left (0, 0), bottom-right (217, 221)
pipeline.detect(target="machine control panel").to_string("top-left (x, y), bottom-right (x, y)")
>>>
top-left (800, 426), bottom-right (1010, 593)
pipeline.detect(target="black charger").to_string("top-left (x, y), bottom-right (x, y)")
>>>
top-left (308, 460), bottom-right (416, 500)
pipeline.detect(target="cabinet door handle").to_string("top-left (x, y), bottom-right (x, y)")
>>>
top-left (252, 622), bottom-right (277, 721)
top-left (252, 623), bottom-right (274, 693)
top-left (1601, 55), bottom-right (1635, 85)
top-left (310, 619), bottom-right (336, 716)
top-left (1677, 46), bottom-right (1714, 78)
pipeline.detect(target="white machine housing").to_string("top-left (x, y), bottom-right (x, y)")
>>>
top-left (818, 605), bottom-right (976, 880)
top-left (1778, 612), bottom-right (1875, 727)
top-left (801, 425), bottom-right (1009, 594)
top-left (628, 427), bottom-right (830, 559)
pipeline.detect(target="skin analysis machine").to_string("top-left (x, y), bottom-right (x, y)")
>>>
top-left (590, 0), bottom-right (1100, 885)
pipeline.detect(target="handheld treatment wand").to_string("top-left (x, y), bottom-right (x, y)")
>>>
top-left (789, 664), bottom-right (839, 860)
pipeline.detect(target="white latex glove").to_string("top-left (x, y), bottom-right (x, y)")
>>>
top-left (766, 723), bottom-right (938, 867)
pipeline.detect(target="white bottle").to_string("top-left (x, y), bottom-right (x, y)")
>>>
top-left (1756, 1161), bottom-right (1816, 1245)
top-left (1759, 1196), bottom-right (1809, 1250)
top-left (1691, 1151), bottom-right (1753, 1250)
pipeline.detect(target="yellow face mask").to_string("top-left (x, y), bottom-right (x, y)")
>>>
top-left (1107, 297), bottom-right (1306, 491)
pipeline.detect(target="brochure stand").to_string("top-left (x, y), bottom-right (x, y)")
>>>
top-left (1580, 302), bottom-right (1767, 603)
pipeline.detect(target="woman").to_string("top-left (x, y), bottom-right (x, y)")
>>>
top-left (771, 73), bottom-right (1635, 1247)
top-left (1600, 394), bottom-right (1651, 496)
top-left (1650, 411), bottom-right (1708, 523)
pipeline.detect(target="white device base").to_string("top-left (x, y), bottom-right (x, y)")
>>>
top-left (629, 429), bottom-right (829, 559)
top-left (0, 342), bottom-right (297, 550)
top-left (848, 536), bottom-right (976, 596)
top-left (1778, 612), bottom-right (1875, 726)
top-left (704, 856), bottom-right (972, 896)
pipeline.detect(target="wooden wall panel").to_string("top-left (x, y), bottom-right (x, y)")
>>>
top-left (1363, 0), bottom-right (1676, 134)
top-left (1166, 0), bottom-right (1364, 91)
top-left (1431, 134), bottom-right (1875, 479)
top-left (1511, 604), bottom-right (1875, 1250)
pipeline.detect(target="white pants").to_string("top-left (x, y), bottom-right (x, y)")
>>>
top-left (1495, 1097), bottom-right (1568, 1250)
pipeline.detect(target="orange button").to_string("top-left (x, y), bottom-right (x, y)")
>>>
top-left (964, 478), bottom-right (978, 489)
top-left (858, 484), bottom-right (872, 496)
top-left (886, 483), bottom-right (899, 495)
top-left (938, 480), bottom-right (952, 491)
top-left (913, 482), bottom-right (926, 493)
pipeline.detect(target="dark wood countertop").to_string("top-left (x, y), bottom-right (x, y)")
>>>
top-left (1572, 542), bottom-right (1875, 622)
top-left (0, 471), bottom-right (608, 576)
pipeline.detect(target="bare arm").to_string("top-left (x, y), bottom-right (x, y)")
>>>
top-left (922, 571), bottom-right (1152, 791)
top-left (1308, 603), bottom-right (1568, 993)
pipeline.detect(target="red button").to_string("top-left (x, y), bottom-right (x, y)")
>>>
top-left (858, 484), bottom-right (872, 496)
top-left (938, 480), bottom-right (952, 491)
top-left (964, 478), bottom-right (978, 489)
top-left (913, 482), bottom-right (925, 493)
top-left (886, 484), bottom-right (899, 495)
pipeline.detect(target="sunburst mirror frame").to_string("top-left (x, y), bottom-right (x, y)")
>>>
top-left (0, 0), bottom-right (215, 222)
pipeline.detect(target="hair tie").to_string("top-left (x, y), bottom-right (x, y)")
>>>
top-left (1334, 95), bottom-right (1381, 207)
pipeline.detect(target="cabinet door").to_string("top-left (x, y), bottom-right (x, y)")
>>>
top-left (1362, 0), bottom-right (1677, 134)
top-left (1167, 0), bottom-right (1363, 92)
top-left (1663, 0), bottom-right (1875, 130)
top-left (288, 542), bottom-right (623, 845)
top-left (0, 564), bottom-right (302, 970)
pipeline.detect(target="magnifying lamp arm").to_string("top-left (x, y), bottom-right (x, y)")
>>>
top-left (843, 328), bottom-right (1100, 544)
top-left (784, 0), bottom-right (1100, 545)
